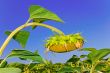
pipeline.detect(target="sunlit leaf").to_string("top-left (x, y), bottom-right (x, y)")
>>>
top-left (29, 5), bottom-right (63, 23)
top-left (8, 49), bottom-right (45, 63)
top-left (87, 48), bottom-right (110, 64)
top-left (5, 30), bottom-right (30, 48)
top-left (29, 5), bottom-right (63, 29)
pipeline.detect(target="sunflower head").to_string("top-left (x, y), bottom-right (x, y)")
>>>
top-left (45, 33), bottom-right (84, 53)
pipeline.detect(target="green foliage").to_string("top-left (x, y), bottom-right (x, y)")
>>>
top-left (80, 55), bottom-right (87, 58)
top-left (29, 5), bottom-right (63, 29)
top-left (8, 49), bottom-right (45, 63)
top-left (66, 55), bottom-right (80, 63)
top-left (83, 48), bottom-right (110, 73)
top-left (6, 62), bottom-right (25, 69)
top-left (1, 4), bottom-right (110, 73)
top-left (87, 48), bottom-right (110, 64)
top-left (0, 48), bottom-right (110, 72)
top-left (0, 59), bottom-right (7, 68)
top-left (58, 66), bottom-right (74, 73)
top-left (0, 68), bottom-right (21, 73)
top-left (5, 31), bottom-right (30, 48)
top-left (29, 5), bottom-right (63, 22)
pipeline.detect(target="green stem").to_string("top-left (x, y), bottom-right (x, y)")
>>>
top-left (0, 18), bottom-right (31, 66)
top-left (0, 54), bottom-right (10, 67)
top-left (90, 61), bottom-right (99, 73)
top-left (90, 64), bottom-right (94, 73)
top-left (47, 69), bottom-right (50, 73)
top-left (25, 18), bottom-right (31, 24)
top-left (0, 22), bottom-right (64, 56)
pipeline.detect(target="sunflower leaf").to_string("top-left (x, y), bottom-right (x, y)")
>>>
top-left (5, 30), bottom-right (30, 48)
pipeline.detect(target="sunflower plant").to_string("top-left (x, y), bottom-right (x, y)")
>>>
top-left (0, 4), bottom-right (110, 73)
top-left (0, 5), bottom-right (85, 56)
top-left (0, 5), bottom-right (85, 73)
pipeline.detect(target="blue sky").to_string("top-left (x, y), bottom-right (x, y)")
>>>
top-left (0, 0), bottom-right (110, 63)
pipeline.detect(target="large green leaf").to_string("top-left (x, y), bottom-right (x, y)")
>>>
top-left (87, 48), bottom-right (110, 64)
top-left (29, 5), bottom-right (63, 22)
top-left (29, 5), bottom-right (63, 29)
top-left (0, 68), bottom-right (21, 73)
top-left (8, 49), bottom-right (45, 63)
top-left (5, 30), bottom-right (30, 48)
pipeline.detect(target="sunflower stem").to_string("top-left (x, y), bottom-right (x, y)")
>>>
top-left (0, 22), bottom-right (64, 56)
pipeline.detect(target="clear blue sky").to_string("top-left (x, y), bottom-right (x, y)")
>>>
top-left (0, 0), bottom-right (110, 63)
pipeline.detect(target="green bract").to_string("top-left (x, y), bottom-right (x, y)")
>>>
top-left (45, 33), bottom-right (84, 53)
